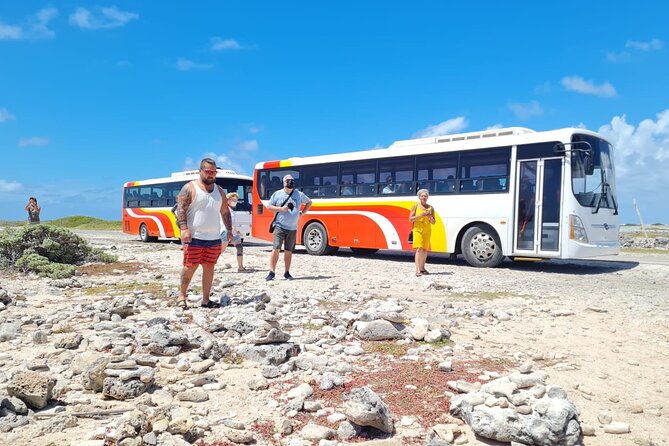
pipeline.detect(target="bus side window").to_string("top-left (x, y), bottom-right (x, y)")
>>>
top-left (269, 176), bottom-right (282, 192)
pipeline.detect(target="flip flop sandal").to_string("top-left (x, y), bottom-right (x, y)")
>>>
top-left (176, 299), bottom-right (187, 309)
top-left (415, 273), bottom-right (422, 277)
top-left (421, 270), bottom-right (430, 275)
top-left (201, 301), bottom-right (221, 309)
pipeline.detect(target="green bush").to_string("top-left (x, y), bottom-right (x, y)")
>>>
top-left (15, 253), bottom-right (76, 279)
top-left (0, 225), bottom-right (116, 277)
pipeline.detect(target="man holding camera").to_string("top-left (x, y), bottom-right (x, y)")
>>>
top-left (265, 174), bottom-right (312, 281)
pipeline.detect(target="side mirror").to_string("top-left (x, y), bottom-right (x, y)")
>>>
top-left (582, 149), bottom-right (594, 175)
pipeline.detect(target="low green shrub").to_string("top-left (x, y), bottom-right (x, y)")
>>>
top-left (15, 252), bottom-right (76, 279)
top-left (0, 224), bottom-right (116, 277)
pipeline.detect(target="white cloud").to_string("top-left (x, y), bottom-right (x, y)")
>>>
top-left (606, 51), bottom-right (632, 63)
top-left (210, 37), bottom-right (242, 51)
top-left (69, 6), bottom-right (138, 30)
top-left (183, 152), bottom-right (250, 175)
top-left (608, 38), bottom-right (663, 63)
top-left (598, 110), bottom-right (669, 222)
top-left (0, 108), bottom-right (16, 122)
top-left (508, 100), bottom-right (544, 121)
top-left (0, 7), bottom-right (57, 40)
top-left (534, 81), bottom-right (551, 95)
top-left (248, 125), bottom-right (263, 134)
top-left (30, 7), bottom-right (58, 38)
top-left (183, 157), bottom-right (195, 170)
top-left (414, 116), bottom-right (469, 138)
top-left (19, 137), bottom-right (49, 147)
top-left (0, 23), bottom-right (23, 40)
top-left (626, 38), bottom-right (663, 52)
top-left (561, 76), bottom-right (617, 98)
top-left (0, 179), bottom-right (22, 193)
top-left (235, 140), bottom-right (258, 151)
top-left (176, 58), bottom-right (213, 71)
top-left (486, 124), bottom-right (504, 130)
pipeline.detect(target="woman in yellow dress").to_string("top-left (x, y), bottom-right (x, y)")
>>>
top-left (409, 189), bottom-right (436, 276)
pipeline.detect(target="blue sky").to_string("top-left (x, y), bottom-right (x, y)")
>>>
top-left (1, 1), bottom-right (668, 224)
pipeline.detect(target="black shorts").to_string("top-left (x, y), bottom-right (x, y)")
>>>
top-left (272, 226), bottom-right (296, 251)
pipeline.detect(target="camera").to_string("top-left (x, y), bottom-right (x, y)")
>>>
top-left (287, 202), bottom-right (294, 211)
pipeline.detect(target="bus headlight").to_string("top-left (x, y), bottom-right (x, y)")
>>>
top-left (569, 214), bottom-right (588, 242)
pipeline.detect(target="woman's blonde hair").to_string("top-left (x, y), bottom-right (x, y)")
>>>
top-left (417, 189), bottom-right (429, 197)
top-left (227, 192), bottom-right (239, 200)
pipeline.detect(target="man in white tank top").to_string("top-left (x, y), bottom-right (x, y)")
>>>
top-left (174, 158), bottom-right (233, 309)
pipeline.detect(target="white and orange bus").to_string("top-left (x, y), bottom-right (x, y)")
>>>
top-left (252, 127), bottom-right (619, 267)
top-left (122, 169), bottom-right (253, 242)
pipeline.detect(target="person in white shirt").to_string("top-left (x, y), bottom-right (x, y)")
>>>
top-left (174, 158), bottom-right (233, 309)
top-left (220, 192), bottom-right (246, 272)
top-left (382, 175), bottom-right (399, 194)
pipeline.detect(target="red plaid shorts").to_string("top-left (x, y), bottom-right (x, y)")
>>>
top-left (183, 238), bottom-right (222, 266)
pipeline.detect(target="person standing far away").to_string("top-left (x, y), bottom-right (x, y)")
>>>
top-left (409, 189), bottom-right (436, 276)
top-left (174, 159), bottom-right (233, 309)
top-left (265, 174), bottom-right (312, 281)
top-left (25, 197), bottom-right (41, 224)
top-left (220, 191), bottom-right (247, 272)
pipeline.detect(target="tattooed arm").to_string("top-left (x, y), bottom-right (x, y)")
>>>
top-left (219, 186), bottom-right (233, 242)
top-left (176, 182), bottom-right (194, 243)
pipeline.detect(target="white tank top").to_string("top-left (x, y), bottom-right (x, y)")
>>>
top-left (186, 181), bottom-right (223, 240)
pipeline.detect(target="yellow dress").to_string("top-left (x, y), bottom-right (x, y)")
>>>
top-left (412, 206), bottom-right (432, 250)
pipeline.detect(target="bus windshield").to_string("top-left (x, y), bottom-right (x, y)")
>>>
top-left (216, 178), bottom-right (253, 212)
top-left (571, 134), bottom-right (617, 212)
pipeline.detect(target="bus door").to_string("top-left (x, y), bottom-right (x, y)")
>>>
top-left (514, 158), bottom-right (563, 255)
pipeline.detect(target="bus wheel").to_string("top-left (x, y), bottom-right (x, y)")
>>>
top-left (139, 223), bottom-right (155, 242)
top-left (350, 247), bottom-right (379, 256)
top-left (304, 222), bottom-right (334, 256)
top-left (461, 225), bottom-right (504, 267)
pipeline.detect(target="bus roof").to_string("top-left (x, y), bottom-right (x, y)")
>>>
top-left (124, 168), bottom-right (253, 188)
top-left (255, 126), bottom-right (611, 169)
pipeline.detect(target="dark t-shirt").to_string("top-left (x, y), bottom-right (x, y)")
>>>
top-left (28, 208), bottom-right (40, 223)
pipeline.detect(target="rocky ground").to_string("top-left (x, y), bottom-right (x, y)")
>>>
top-left (0, 229), bottom-right (667, 446)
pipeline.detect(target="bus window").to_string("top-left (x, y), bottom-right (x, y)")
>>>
top-left (379, 157), bottom-right (414, 194)
top-left (302, 164), bottom-right (338, 197)
top-left (124, 187), bottom-right (140, 208)
top-left (151, 185), bottom-right (168, 207)
top-left (459, 147), bottom-right (510, 193)
top-left (139, 186), bottom-right (152, 207)
top-left (341, 161), bottom-right (375, 196)
top-left (417, 153), bottom-right (457, 193)
top-left (267, 169), bottom-right (300, 195)
top-left (165, 182), bottom-right (185, 207)
top-left (258, 171), bottom-right (268, 200)
top-left (217, 179), bottom-right (254, 212)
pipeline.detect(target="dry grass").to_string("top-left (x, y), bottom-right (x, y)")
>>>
top-left (363, 341), bottom-right (410, 357)
top-left (449, 291), bottom-right (520, 301)
top-left (81, 281), bottom-right (165, 297)
top-left (624, 231), bottom-right (669, 239)
top-left (194, 441), bottom-right (235, 446)
top-left (621, 247), bottom-right (669, 254)
top-left (77, 261), bottom-right (150, 275)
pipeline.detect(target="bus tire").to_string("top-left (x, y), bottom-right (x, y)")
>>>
top-left (304, 222), bottom-right (334, 256)
top-left (139, 223), bottom-right (156, 242)
top-left (350, 247), bottom-right (379, 256)
top-left (461, 225), bottom-right (504, 268)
